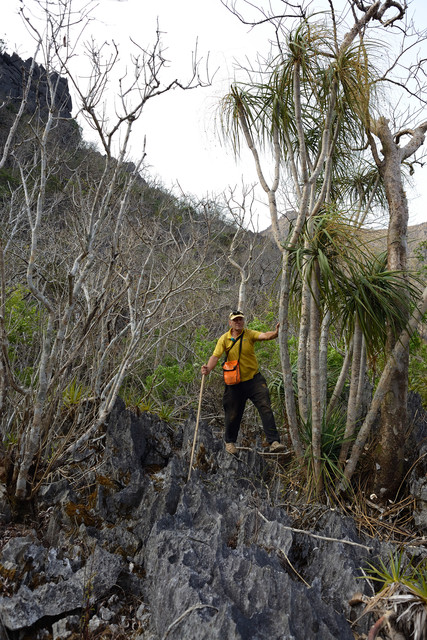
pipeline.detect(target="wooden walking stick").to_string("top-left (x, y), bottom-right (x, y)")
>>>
top-left (187, 374), bottom-right (205, 482)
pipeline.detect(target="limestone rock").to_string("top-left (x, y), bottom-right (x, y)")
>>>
top-left (0, 51), bottom-right (72, 119)
top-left (1, 399), bottom-right (425, 639)
top-left (0, 545), bottom-right (123, 631)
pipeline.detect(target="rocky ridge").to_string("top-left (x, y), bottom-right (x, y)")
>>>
top-left (0, 51), bottom-right (72, 119)
top-left (0, 399), bottom-right (426, 640)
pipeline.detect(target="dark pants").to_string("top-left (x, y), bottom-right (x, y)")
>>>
top-left (223, 373), bottom-right (280, 445)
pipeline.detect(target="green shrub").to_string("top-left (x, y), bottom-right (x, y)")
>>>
top-left (5, 286), bottom-right (41, 346)
top-left (145, 362), bottom-right (194, 401)
top-left (0, 167), bottom-right (20, 197)
top-left (301, 408), bottom-right (349, 493)
top-left (4, 287), bottom-right (42, 386)
top-left (408, 332), bottom-right (427, 407)
top-left (248, 315), bottom-right (282, 375)
top-left (362, 551), bottom-right (427, 637)
top-left (62, 378), bottom-right (90, 408)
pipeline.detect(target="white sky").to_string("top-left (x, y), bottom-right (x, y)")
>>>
top-left (2, 0), bottom-right (427, 230)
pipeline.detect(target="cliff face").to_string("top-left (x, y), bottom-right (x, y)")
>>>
top-left (0, 51), bottom-right (72, 119)
top-left (362, 221), bottom-right (427, 267)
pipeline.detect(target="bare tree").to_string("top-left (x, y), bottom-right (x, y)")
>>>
top-left (224, 184), bottom-right (266, 312)
top-left (0, 0), bottom-right (215, 500)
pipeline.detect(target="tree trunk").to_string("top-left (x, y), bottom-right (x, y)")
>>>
top-left (319, 310), bottom-right (331, 417)
top-left (340, 285), bottom-right (427, 491)
top-left (279, 255), bottom-right (305, 459)
top-left (371, 117), bottom-right (410, 497)
top-left (326, 339), bottom-right (353, 421)
top-left (297, 272), bottom-right (311, 423)
top-left (339, 316), bottom-right (363, 466)
top-left (355, 335), bottom-right (367, 423)
top-left (310, 264), bottom-right (323, 495)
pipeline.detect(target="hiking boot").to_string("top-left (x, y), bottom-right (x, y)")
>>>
top-left (225, 442), bottom-right (238, 455)
top-left (269, 441), bottom-right (285, 453)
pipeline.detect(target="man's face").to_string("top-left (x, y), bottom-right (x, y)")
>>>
top-left (229, 316), bottom-right (244, 330)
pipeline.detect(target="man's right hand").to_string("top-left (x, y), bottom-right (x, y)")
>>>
top-left (201, 355), bottom-right (219, 376)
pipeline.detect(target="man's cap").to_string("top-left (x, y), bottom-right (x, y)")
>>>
top-left (229, 310), bottom-right (244, 320)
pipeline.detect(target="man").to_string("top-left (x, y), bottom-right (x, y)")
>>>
top-left (201, 310), bottom-right (285, 455)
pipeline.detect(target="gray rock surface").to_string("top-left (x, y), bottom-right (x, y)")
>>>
top-left (0, 51), bottom-right (72, 119)
top-left (0, 545), bottom-right (123, 630)
top-left (0, 399), bottom-right (425, 639)
top-left (410, 441), bottom-right (427, 530)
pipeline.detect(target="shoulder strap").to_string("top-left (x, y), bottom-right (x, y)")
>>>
top-left (224, 331), bottom-right (244, 362)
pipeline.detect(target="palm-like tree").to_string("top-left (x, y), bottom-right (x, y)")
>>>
top-left (220, 3), bottom-right (426, 496)
top-left (287, 212), bottom-right (420, 491)
top-left (221, 12), bottom-right (379, 492)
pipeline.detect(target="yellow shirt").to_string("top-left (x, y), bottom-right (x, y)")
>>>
top-left (212, 329), bottom-right (261, 382)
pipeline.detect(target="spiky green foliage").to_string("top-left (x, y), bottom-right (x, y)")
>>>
top-left (364, 550), bottom-right (412, 587)
top-left (300, 407), bottom-right (350, 494)
top-left (409, 333), bottom-right (427, 407)
top-left (220, 16), bottom-right (383, 209)
top-left (287, 211), bottom-right (422, 355)
top-left (287, 208), bottom-right (366, 306)
top-left (62, 379), bottom-right (90, 409)
top-left (362, 552), bottom-right (427, 640)
top-left (339, 252), bottom-right (422, 353)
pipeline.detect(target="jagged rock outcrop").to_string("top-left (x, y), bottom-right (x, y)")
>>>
top-left (0, 51), bottom-right (72, 119)
top-left (0, 542), bottom-right (123, 631)
top-left (0, 399), bottom-right (425, 639)
top-left (407, 392), bottom-right (427, 530)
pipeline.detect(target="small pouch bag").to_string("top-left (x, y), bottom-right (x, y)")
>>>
top-left (222, 332), bottom-right (243, 385)
top-left (222, 359), bottom-right (241, 385)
